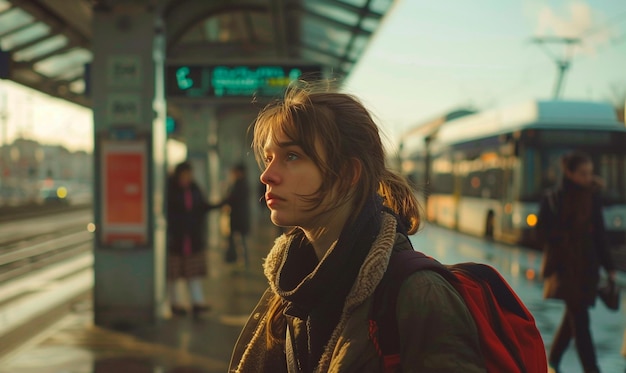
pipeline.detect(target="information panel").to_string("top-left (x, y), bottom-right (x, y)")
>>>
top-left (166, 64), bottom-right (323, 98)
top-left (100, 139), bottom-right (148, 247)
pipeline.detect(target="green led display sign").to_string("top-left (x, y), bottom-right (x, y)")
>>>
top-left (166, 64), bottom-right (323, 98)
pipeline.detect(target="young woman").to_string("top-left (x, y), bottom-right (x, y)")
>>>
top-left (229, 84), bottom-right (486, 372)
top-left (536, 151), bottom-right (616, 373)
top-left (166, 161), bottom-right (218, 318)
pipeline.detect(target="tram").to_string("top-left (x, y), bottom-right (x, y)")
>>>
top-left (399, 100), bottom-right (626, 248)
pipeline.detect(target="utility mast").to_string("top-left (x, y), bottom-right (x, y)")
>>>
top-left (532, 36), bottom-right (582, 99)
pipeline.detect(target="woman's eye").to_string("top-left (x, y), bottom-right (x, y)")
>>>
top-left (287, 153), bottom-right (299, 161)
top-left (263, 156), bottom-right (272, 165)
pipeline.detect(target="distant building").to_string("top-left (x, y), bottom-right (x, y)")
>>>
top-left (0, 138), bottom-right (92, 206)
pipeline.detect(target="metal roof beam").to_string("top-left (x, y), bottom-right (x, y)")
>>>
top-left (22, 44), bottom-right (78, 66)
top-left (339, 0), bottom-right (373, 64)
top-left (6, 31), bottom-right (59, 53)
top-left (8, 0), bottom-right (90, 48)
top-left (314, 0), bottom-right (383, 20)
top-left (301, 8), bottom-right (372, 37)
top-left (0, 18), bottom-right (36, 38)
top-left (300, 42), bottom-right (355, 64)
top-left (10, 69), bottom-right (90, 107)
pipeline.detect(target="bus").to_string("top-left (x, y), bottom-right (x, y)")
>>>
top-left (399, 100), bottom-right (626, 248)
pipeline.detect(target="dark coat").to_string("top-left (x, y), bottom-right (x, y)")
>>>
top-left (166, 178), bottom-right (213, 255)
top-left (536, 177), bottom-right (615, 306)
top-left (224, 176), bottom-right (250, 235)
top-left (229, 214), bottom-right (485, 373)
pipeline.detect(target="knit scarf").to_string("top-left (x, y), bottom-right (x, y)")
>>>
top-left (273, 196), bottom-right (383, 372)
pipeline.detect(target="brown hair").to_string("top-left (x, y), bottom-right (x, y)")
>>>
top-left (561, 150), bottom-right (592, 174)
top-left (251, 81), bottom-right (422, 347)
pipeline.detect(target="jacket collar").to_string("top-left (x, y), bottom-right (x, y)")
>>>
top-left (263, 213), bottom-right (398, 373)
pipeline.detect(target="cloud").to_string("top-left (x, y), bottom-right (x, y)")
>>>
top-left (532, 1), bottom-right (616, 55)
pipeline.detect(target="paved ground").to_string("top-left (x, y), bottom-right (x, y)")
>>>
top-left (0, 217), bottom-right (624, 373)
top-left (0, 214), bottom-right (277, 373)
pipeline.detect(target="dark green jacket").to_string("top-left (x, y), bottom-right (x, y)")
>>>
top-left (229, 213), bottom-right (486, 372)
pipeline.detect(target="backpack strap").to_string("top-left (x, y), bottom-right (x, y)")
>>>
top-left (370, 249), bottom-right (454, 372)
top-left (371, 250), bottom-right (543, 373)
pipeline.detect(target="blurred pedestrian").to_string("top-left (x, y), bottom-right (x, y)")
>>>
top-left (228, 83), bottom-right (485, 372)
top-left (536, 150), bottom-right (616, 373)
top-left (222, 163), bottom-right (251, 268)
top-left (166, 161), bottom-right (218, 318)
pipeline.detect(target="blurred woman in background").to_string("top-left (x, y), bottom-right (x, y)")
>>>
top-left (166, 161), bottom-right (218, 318)
top-left (536, 151), bottom-right (616, 373)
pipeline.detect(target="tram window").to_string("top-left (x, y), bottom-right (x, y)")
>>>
top-left (600, 154), bottom-right (626, 204)
top-left (462, 171), bottom-right (482, 198)
top-left (432, 172), bottom-right (454, 194)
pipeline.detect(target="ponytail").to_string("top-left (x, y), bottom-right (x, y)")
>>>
top-left (265, 293), bottom-right (287, 348)
top-left (378, 169), bottom-right (421, 235)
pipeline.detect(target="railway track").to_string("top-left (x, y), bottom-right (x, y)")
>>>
top-left (0, 203), bottom-right (91, 223)
top-left (0, 230), bottom-right (92, 283)
top-left (0, 211), bottom-right (94, 359)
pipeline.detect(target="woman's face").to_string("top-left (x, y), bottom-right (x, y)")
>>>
top-left (178, 170), bottom-right (192, 187)
top-left (566, 161), bottom-right (593, 187)
top-left (259, 129), bottom-right (329, 228)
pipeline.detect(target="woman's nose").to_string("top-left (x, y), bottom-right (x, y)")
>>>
top-left (260, 163), bottom-right (278, 185)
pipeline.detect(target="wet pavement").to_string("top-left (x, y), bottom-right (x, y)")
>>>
top-left (0, 216), bottom-right (277, 373)
top-left (1, 220), bottom-right (624, 373)
top-left (412, 224), bottom-right (626, 373)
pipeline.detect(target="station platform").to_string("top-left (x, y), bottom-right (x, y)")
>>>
top-left (0, 216), bottom-right (280, 373)
top-left (1, 218), bottom-right (624, 373)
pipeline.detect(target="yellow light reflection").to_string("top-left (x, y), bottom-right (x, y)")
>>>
top-left (87, 223), bottom-right (96, 232)
top-left (526, 214), bottom-right (538, 227)
top-left (56, 186), bottom-right (68, 199)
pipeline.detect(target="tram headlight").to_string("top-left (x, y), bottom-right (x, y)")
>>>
top-left (56, 186), bottom-right (68, 199)
top-left (613, 216), bottom-right (623, 228)
top-left (526, 214), bottom-right (538, 227)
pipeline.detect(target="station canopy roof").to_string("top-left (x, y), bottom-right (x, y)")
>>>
top-left (0, 0), bottom-right (393, 107)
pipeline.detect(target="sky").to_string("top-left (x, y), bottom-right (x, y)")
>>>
top-left (0, 79), bottom-right (93, 152)
top-left (1, 0), bottom-right (624, 153)
top-left (342, 0), bottom-right (626, 145)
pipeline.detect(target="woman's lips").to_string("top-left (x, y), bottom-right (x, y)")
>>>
top-left (265, 192), bottom-right (283, 207)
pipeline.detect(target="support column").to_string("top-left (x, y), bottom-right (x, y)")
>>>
top-left (91, 3), bottom-right (167, 329)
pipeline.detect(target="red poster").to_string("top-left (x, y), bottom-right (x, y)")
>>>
top-left (101, 140), bottom-right (148, 246)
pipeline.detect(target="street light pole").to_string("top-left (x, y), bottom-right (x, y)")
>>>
top-left (532, 37), bottom-right (582, 99)
top-left (553, 59), bottom-right (570, 100)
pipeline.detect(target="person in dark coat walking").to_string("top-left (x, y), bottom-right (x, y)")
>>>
top-left (166, 161), bottom-right (218, 317)
top-left (536, 151), bottom-right (616, 373)
top-left (222, 163), bottom-right (251, 268)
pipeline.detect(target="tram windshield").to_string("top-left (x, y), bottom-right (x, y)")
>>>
top-left (521, 131), bottom-right (626, 204)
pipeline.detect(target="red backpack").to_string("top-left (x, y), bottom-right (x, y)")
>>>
top-left (369, 249), bottom-right (547, 373)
